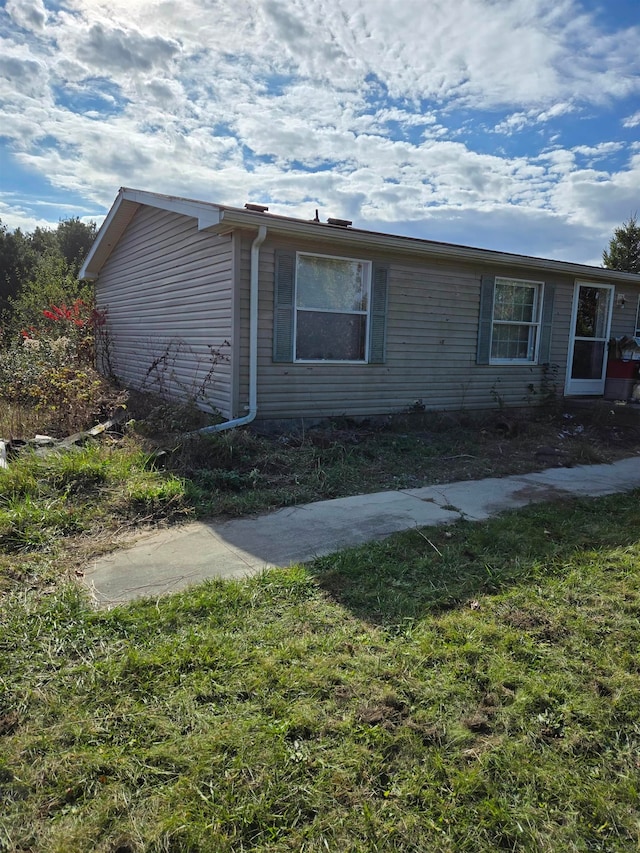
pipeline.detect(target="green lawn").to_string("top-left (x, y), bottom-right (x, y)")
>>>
top-left (2, 488), bottom-right (640, 852)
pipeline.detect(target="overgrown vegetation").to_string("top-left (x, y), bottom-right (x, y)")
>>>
top-left (2, 494), bottom-right (640, 851)
top-left (0, 215), bottom-right (126, 436)
top-left (0, 216), bottom-right (95, 322)
top-left (0, 298), bottom-right (125, 436)
top-left (2, 398), bottom-right (640, 556)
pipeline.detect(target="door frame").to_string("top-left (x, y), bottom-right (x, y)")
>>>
top-left (564, 280), bottom-right (615, 396)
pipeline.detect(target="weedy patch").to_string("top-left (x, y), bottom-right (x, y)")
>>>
top-left (140, 402), bottom-right (640, 518)
top-left (0, 442), bottom-right (192, 567)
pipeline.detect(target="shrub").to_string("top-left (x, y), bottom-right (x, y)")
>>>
top-left (0, 300), bottom-right (125, 436)
top-left (5, 253), bottom-right (92, 337)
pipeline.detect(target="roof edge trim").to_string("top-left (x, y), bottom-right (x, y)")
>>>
top-left (118, 188), bottom-right (222, 230)
top-left (79, 189), bottom-right (130, 280)
top-left (81, 187), bottom-right (640, 285)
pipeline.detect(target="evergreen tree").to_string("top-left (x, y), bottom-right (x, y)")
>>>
top-left (603, 215), bottom-right (640, 273)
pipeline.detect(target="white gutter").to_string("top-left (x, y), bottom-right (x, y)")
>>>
top-left (193, 224), bottom-right (267, 435)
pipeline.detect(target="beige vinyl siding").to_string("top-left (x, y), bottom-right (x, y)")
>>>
top-left (94, 206), bottom-right (234, 418)
top-left (235, 234), bottom-right (584, 419)
top-left (610, 284), bottom-right (640, 339)
top-left (544, 278), bottom-right (573, 395)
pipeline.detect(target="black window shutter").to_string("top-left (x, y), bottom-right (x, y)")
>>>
top-left (538, 283), bottom-right (555, 363)
top-left (369, 263), bottom-right (389, 363)
top-left (273, 250), bottom-right (295, 362)
top-left (477, 275), bottom-right (495, 365)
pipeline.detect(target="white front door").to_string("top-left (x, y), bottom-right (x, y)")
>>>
top-left (565, 282), bottom-right (614, 396)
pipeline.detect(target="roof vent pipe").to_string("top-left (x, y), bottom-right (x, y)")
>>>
top-left (189, 223), bottom-right (267, 436)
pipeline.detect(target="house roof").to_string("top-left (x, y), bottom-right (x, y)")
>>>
top-left (80, 186), bottom-right (640, 284)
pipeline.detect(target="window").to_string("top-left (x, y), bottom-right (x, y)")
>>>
top-left (294, 253), bottom-right (371, 362)
top-left (635, 295), bottom-right (640, 338)
top-left (273, 250), bottom-right (388, 364)
top-left (490, 277), bottom-right (543, 363)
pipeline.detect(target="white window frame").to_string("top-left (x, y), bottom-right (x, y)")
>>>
top-left (635, 294), bottom-right (640, 338)
top-left (293, 251), bottom-right (372, 363)
top-left (490, 277), bottom-right (544, 365)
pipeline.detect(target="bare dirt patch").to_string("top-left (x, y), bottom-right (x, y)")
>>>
top-left (248, 401), bottom-right (640, 496)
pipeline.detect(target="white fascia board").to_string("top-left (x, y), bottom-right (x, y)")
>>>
top-left (217, 208), bottom-right (640, 285)
top-left (79, 189), bottom-right (129, 280)
top-left (119, 188), bottom-right (222, 230)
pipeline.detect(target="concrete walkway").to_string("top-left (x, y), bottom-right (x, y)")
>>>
top-left (83, 456), bottom-right (640, 607)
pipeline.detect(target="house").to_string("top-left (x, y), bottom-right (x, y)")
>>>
top-left (80, 187), bottom-right (640, 428)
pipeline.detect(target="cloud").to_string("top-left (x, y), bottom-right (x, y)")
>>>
top-left (493, 102), bottom-right (575, 134)
top-left (0, 196), bottom-right (58, 232)
top-left (0, 0), bottom-right (639, 265)
top-left (144, 77), bottom-right (184, 107)
top-left (572, 142), bottom-right (625, 164)
top-left (0, 54), bottom-right (44, 85)
top-left (5, 0), bottom-right (47, 33)
top-left (44, 0), bottom-right (640, 109)
top-left (0, 48), bottom-right (49, 98)
top-left (261, 1), bottom-right (309, 44)
top-left (548, 153), bottom-right (640, 235)
top-left (74, 22), bottom-right (180, 72)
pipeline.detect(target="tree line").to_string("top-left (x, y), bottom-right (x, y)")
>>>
top-left (0, 217), bottom-right (96, 336)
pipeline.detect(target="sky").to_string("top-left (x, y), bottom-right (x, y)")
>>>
top-left (0, 0), bottom-right (639, 266)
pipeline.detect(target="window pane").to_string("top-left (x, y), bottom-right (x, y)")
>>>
top-left (297, 311), bottom-right (366, 360)
top-left (494, 282), bottom-right (536, 323)
top-left (571, 340), bottom-right (606, 379)
top-left (297, 255), bottom-right (367, 311)
top-left (575, 286), bottom-right (610, 338)
top-left (491, 323), bottom-right (535, 360)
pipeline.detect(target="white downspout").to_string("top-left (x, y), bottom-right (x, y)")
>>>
top-left (192, 224), bottom-right (267, 435)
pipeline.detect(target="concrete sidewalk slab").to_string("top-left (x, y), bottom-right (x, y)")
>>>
top-left (83, 457), bottom-right (640, 607)
top-left (404, 476), bottom-right (545, 520)
top-left (522, 456), bottom-right (640, 497)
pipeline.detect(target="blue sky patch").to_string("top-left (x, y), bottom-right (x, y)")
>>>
top-left (52, 78), bottom-right (127, 117)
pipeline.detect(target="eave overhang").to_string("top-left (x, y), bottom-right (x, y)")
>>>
top-left (216, 208), bottom-right (640, 285)
top-left (80, 187), bottom-right (640, 287)
top-left (79, 188), bottom-right (223, 280)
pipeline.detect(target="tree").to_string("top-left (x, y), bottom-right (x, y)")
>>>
top-left (27, 218), bottom-right (96, 273)
top-left (6, 252), bottom-right (92, 338)
top-left (0, 216), bottom-right (96, 334)
top-left (603, 215), bottom-right (640, 273)
top-left (54, 217), bottom-right (97, 271)
top-left (0, 222), bottom-right (35, 320)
